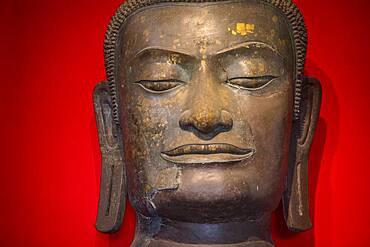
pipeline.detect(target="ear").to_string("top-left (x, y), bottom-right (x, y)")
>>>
top-left (93, 82), bottom-right (126, 233)
top-left (283, 77), bottom-right (322, 232)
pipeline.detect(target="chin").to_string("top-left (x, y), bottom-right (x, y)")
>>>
top-left (148, 164), bottom-right (286, 223)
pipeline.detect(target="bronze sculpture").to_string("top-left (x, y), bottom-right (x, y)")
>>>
top-left (93, 0), bottom-right (322, 246)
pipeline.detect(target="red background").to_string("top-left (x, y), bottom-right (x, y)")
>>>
top-left (1, 0), bottom-right (370, 246)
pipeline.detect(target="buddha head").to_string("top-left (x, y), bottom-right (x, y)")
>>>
top-left (93, 0), bottom-right (321, 246)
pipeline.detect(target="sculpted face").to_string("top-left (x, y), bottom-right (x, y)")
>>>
top-left (118, 1), bottom-right (294, 223)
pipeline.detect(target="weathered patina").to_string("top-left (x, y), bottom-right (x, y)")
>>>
top-left (93, 0), bottom-right (321, 246)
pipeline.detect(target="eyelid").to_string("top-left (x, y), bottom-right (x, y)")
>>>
top-left (228, 75), bottom-right (277, 81)
top-left (133, 79), bottom-right (185, 94)
top-left (133, 79), bottom-right (185, 84)
top-left (226, 75), bottom-right (278, 91)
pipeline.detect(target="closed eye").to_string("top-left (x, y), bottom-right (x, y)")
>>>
top-left (134, 79), bottom-right (185, 93)
top-left (226, 75), bottom-right (278, 90)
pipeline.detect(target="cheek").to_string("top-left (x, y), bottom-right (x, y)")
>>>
top-left (232, 80), bottom-right (293, 206)
top-left (120, 86), bottom-right (185, 162)
top-left (236, 78), bottom-right (293, 175)
top-left (120, 88), bottom-right (183, 205)
top-left (252, 96), bottom-right (292, 152)
top-left (239, 78), bottom-right (293, 150)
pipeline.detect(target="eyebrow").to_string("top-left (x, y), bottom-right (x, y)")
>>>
top-left (216, 41), bottom-right (283, 57)
top-left (133, 46), bottom-right (194, 60)
top-left (132, 41), bottom-right (282, 61)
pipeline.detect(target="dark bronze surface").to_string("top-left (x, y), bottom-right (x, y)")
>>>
top-left (93, 0), bottom-right (321, 246)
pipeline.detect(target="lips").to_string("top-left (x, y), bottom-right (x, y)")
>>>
top-left (161, 143), bottom-right (255, 164)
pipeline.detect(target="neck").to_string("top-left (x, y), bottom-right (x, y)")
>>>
top-left (131, 214), bottom-right (274, 247)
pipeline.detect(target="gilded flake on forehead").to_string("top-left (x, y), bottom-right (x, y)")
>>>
top-left (272, 15), bottom-right (278, 23)
top-left (173, 38), bottom-right (181, 47)
top-left (140, 15), bottom-right (146, 23)
top-left (228, 23), bottom-right (255, 36)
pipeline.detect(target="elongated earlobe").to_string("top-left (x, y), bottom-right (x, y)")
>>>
top-left (93, 82), bottom-right (126, 233)
top-left (283, 77), bottom-right (322, 232)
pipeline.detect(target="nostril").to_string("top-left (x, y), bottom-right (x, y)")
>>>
top-left (179, 109), bottom-right (192, 130)
top-left (220, 110), bottom-right (233, 130)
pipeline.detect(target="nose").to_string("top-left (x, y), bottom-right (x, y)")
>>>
top-left (179, 109), bottom-right (233, 140)
top-left (179, 59), bottom-right (233, 140)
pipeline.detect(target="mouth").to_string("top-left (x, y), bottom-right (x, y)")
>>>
top-left (161, 143), bottom-right (255, 164)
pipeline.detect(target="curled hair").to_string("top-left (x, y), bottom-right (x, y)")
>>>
top-left (104, 0), bottom-right (307, 124)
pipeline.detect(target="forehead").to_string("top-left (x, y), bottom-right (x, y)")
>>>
top-left (120, 1), bottom-right (293, 60)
